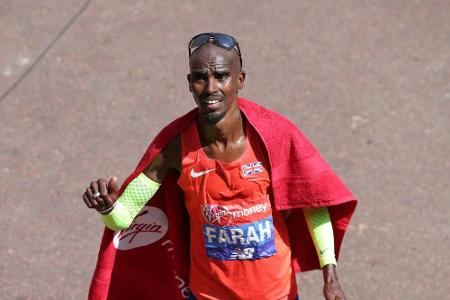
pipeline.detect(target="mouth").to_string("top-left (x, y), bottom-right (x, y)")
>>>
top-left (202, 97), bottom-right (223, 110)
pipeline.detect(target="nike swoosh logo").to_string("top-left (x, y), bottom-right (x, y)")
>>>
top-left (320, 247), bottom-right (330, 255)
top-left (190, 168), bottom-right (216, 178)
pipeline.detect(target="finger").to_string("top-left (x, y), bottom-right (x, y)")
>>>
top-left (103, 177), bottom-right (118, 205)
top-left (91, 197), bottom-right (99, 207)
top-left (87, 187), bottom-right (100, 207)
top-left (85, 187), bottom-right (93, 198)
top-left (90, 180), bottom-right (99, 196)
top-left (83, 194), bottom-right (93, 208)
top-left (94, 196), bottom-right (105, 207)
top-left (85, 187), bottom-right (95, 204)
top-left (98, 179), bottom-right (108, 197)
top-left (91, 179), bottom-right (107, 207)
top-left (102, 193), bottom-right (114, 207)
top-left (96, 179), bottom-right (109, 207)
top-left (108, 176), bottom-right (120, 193)
top-left (323, 292), bottom-right (333, 300)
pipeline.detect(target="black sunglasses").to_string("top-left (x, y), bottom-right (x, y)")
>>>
top-left (188, 32), bottom-right (242, 67)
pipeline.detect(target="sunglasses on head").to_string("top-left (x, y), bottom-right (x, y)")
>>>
top-left (188, 32), bottom-right (242, 67)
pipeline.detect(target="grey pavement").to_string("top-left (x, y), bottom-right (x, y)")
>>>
top-left (1, 1), bottom-right (449, 299)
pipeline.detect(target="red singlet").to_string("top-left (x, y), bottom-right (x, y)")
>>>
top-left (177, 121), bottom-right (298, 300)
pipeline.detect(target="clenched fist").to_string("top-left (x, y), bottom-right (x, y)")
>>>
top-left (83, 177), bottom-right (120, 214)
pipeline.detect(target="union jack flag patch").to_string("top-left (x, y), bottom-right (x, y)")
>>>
top-left (241, 161), bottom-right (263, 176)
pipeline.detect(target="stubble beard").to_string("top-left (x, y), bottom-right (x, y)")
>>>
top-left (204, 111), bottom-right (225, 124)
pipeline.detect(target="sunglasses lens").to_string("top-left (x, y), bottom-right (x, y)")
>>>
top-left (189, 33), bottom-right (241, 66)
top-left (190, 34), bottom-right (210, 48)
top-left (214, 34), bottom-right (236, 50)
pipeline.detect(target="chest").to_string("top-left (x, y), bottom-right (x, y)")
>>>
top-left (177, 121), bottom-right (270, 203)
top-left (201, 140), bottom-right (247, 164)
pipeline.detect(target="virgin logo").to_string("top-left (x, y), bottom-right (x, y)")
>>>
top-left (113, 207), bottom-right (168, 250)
top-left (202, 205), bottom-right (231, 226)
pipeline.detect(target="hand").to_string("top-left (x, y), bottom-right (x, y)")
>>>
top-left (322, 264), bottom-right (347, 300)
top-left (82, 177), bottom-right (120, 214)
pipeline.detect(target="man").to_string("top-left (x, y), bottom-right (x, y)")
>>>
top-left (83, 33), bottom-right (357, 300)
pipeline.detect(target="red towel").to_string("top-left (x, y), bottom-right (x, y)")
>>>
top-left (88, 98), bottom-right (357, 300)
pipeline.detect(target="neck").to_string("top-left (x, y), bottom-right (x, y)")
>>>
top-left (197, 106), bottom-right (244, 146)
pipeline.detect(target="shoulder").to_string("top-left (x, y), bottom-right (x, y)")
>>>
top-left (239, 97), bottom-right (300, 134)
top-left (139, 108), bottom-right (197, 176)
top-left (163, 135), bottom-right (181, 163)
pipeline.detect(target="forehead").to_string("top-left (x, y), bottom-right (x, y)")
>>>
top-left (189, 44), bottom-right (238, 70)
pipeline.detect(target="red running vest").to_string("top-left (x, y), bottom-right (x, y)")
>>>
top-left (177, 121), bottom-right (298, 300)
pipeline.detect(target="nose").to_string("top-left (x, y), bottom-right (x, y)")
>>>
top-left (206, 76), bottom-right (218, 94)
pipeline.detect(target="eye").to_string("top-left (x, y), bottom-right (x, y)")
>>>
top-left (215, 73), bottom-right (229, 80)
top-left (192, 73), bottom-right (206, 82)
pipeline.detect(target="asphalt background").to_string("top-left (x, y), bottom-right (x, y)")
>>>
top-left (1, 1), bottom-right (449, 299)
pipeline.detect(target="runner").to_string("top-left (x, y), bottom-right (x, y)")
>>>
top-left (83, 33), bottom-right (357, 300)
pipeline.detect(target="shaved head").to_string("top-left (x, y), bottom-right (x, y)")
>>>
top-left (189, 43), bottom-right (241, 72)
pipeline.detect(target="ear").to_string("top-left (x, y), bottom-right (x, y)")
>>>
top-left (238, 70), bottom-right (246, 90)
top-left (187, 74), bottom-right (192, 92)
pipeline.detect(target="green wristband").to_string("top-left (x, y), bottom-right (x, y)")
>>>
top-left (100, 173), bottom-right (160, 231)
top-left (303, 207), bottom-right (337, 268)
top-left (101, 202), bottom-right (134, 230)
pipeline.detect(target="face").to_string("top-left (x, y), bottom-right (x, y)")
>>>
top-left (187, 43), bottom-right (245, 124)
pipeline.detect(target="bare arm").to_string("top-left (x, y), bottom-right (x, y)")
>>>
top-left (143, 135), bottom-right (181, 183)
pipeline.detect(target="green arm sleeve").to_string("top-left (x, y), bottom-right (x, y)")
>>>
top-left (100, 173), bottom-right (160, 231)
top-left (303, 207), bottom-right (337, 268)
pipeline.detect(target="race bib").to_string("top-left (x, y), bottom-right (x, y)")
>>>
top-left (203, 217), bottom-right (276, 260)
